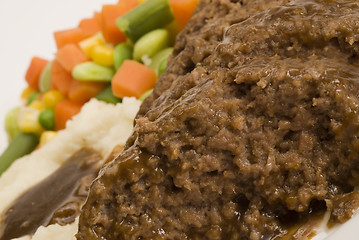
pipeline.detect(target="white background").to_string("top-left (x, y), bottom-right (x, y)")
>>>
top-left (0, 1), bottom-right (359, 239)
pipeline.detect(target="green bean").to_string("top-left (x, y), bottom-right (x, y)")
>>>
top-left (39, 61), bottom-right (52, 92)
top-left (0, 132), bottom-right (39, 176)
top-left (116, 0), bottom-right (174, 42)
top-left (4, 107), bottom-right (21, 142)
top-left (72, 62), bottom-right (115, 82)
top-left (133, 29), bottom-right (170, 61)
top-left (149, 47), bottom-right (173, 75)
top-left (114, 42), bottom-right (133, 70)
top-left (96, 86), bottom-right (122, 104)
top-left (139, 89), bottom-right (153, 101)
top-left (39, 109), bottom-right (55, 130)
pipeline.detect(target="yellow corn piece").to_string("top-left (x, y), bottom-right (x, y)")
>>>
top-left (39, 131), bottom-right (57, 147)
top-left (21, 87), bottom-right (36, 103)
top-left (29, 99), bottom-right (45, 111)
top-left (42, 90), bottom-right (65, 109)
top-left (91, 45), bottom-right (115, 66)
top-left (79, 33), bottom-right (105, 57)
top-left (139, 0), bottom-right (147, 3)
top-left (17, 107), bottom-right (43, 133)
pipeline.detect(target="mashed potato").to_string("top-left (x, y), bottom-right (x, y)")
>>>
top-left (14, 219), bottom-right (79, 240)
top-left (0, 97), bottom-right (141, 240)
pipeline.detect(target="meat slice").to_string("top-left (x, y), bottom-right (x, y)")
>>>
top-left (77, 0), bottom-right (359, 239)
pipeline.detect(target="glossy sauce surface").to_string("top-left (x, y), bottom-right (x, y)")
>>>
top-left (78, 0), bottom-right (359, 239)
top-left (0, 149), bottom-right (101, 240)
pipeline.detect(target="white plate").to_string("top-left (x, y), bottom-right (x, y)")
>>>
top-left (0, 1), bottom-right (358, 239)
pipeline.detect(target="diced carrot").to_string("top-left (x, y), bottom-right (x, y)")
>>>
top-left (112, 60), bottom-right (157, 98)
top-left (169, 0), bottom-right (199, 29)
top-left (54, 28), bottom-right (88, 49)
top-left (93, 11), bottom-right (102, 26)
top-left (54, 100), bottom-right (82, 130)
top-left (78, 17), bottom-right (101, 36)
top-left (50, 59), bottom-right (74, 97)
top-left (100, 1), bottom-right (138, 44)
top-left (25, 57), bottom-right (49, 90)
top-left (55, 44), bottom-right (88, 72)
top-left (68, 80), bottom-right (107, 104)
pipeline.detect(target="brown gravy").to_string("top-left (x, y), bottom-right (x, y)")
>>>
top-left (77, 0), bottom-right (359, 238)
top-left (0, 149), bottom-right (101, 240)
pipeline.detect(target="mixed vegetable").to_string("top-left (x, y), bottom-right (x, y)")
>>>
top-left (0, 0), bottom-right (199, 176)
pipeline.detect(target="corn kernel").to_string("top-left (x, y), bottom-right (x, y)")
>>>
top-left (29, 99), bottom-right (45, 111)
top-left (91, 45), bottom-right (114, 66)
top-left (139, 0), bottom-right (147, 3)
top-left (21, 87), bottom-right (36, 103)
top-left (17, 107), bottom-right (43, 133)
top-left (39, 131), bottom-right (57, 147)
top-left (79, 33), bottom-right (105, 57)
top-left (42, 90), bottom-right (65, 109)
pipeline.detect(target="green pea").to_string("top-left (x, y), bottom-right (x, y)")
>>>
top-left (4, 107), bottom-right (21, 142)
top-left (39, 109), bottom-right (55, 130)
top-left (39, 61), bottom-right (52, 92)
top-left (133, 29), bottom-right (170, 61)
top-left (114, 43), bottom-right (133, 70)
top-left (72, 62), bottom-right (115, 82)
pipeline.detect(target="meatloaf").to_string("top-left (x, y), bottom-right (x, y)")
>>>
top-left (77, 0), bottom-right (359, 239)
